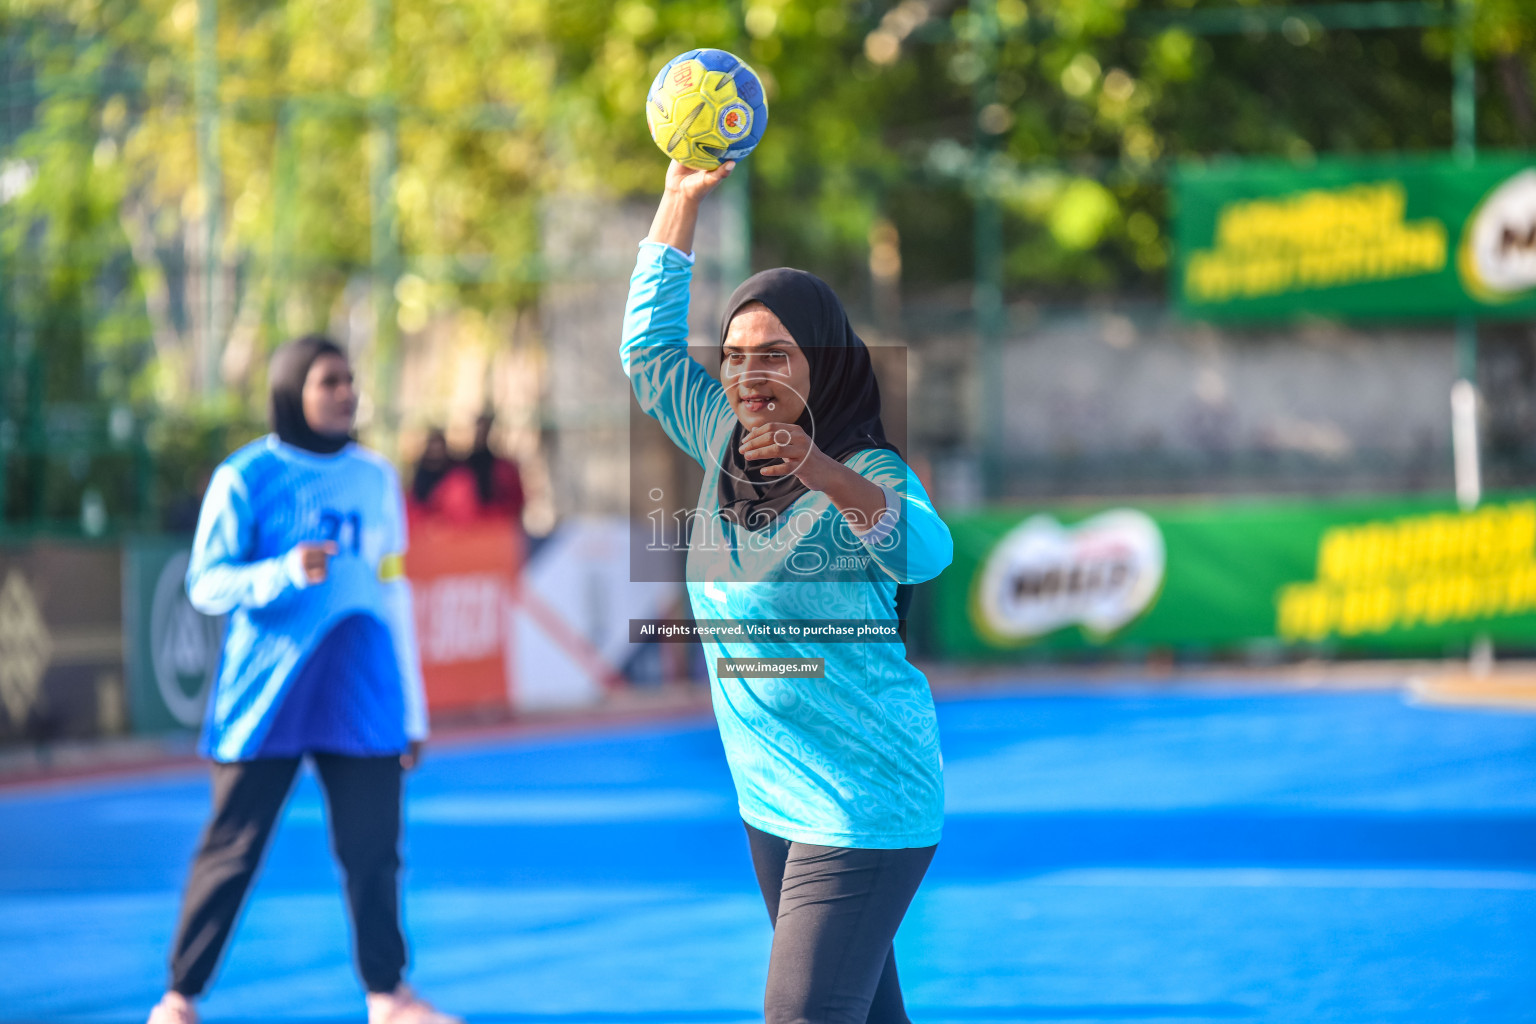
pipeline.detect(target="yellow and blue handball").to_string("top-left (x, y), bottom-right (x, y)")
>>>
top-left (646, 48), bottom-right (768, 170)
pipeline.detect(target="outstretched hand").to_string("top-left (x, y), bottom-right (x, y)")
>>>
top-left (664, 159), bottom-right (735, 203)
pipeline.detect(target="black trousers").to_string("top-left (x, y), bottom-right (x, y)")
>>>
top-left (745, 822), bottom-right (936, 1024)
top-left (168, 754), bottom-right (407, 996)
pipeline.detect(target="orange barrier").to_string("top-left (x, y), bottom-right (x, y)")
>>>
top-left (405, 517), bottom-right (522, 716)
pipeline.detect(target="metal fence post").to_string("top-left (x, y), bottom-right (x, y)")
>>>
top-left (972, 0), bottom-right (1004, 500)
top-left (370, 0), bottom-right (401, 456)
top-left (195, 0), bottom-right (224, 396)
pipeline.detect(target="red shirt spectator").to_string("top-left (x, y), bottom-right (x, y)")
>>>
top-left (464, 413), bottom-right (525, 523)
top-left (407, 418), bottom-right (524, 526)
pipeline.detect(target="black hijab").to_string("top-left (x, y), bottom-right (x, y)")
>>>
top-left (269, 335), bottom-right (352, 455)
top-left (717, 268), bottom-right (899, 531)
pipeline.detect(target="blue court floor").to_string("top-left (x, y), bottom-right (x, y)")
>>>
top-left (1, 683), bottom-right (1533, 1024)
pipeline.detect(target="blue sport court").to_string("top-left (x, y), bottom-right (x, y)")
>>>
top-left (2, 683), bottom-right (1534, 1024)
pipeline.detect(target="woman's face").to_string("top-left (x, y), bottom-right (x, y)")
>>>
top-left (302, 353), bottom-right (357, 437)
top-left (722, 303), bottom-right (812, 431)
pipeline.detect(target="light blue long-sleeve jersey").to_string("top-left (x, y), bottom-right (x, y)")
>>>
top-left (187, 436), bottom-right (428, 762)
top-left (623, 241), bottom-right (954, 849)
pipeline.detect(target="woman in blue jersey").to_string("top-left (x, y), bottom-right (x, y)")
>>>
top-left (146, 337), bottom-right (459, 1024)
top-left (623, 161), bottom-right (954, 1024)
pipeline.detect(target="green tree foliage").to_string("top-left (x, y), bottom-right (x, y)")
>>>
top-left (521, 0), bottom-right (1536, 297)
top-left (1, 0), bottom-right (1534, 524)
top-left (9, 1), bottom-right (1536, 338)
top-left (4, 0), bottom-right (551, 399)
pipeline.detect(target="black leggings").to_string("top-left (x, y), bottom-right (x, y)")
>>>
top-left (745, 822), bottom-right (936, 1024)
top-left (168, 754), bottom-right (407, 997)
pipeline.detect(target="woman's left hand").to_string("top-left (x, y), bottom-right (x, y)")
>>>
top-left (739, 422), bottom-right (837, 490)
top-left (401, 740), bottom-right (424, 771)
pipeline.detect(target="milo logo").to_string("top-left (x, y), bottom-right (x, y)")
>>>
top-left (1460, 169), bottom-right (1536, 302)
top-left (973, 510), bottom-right (1166, 644)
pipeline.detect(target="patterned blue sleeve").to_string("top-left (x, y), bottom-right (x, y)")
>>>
top-left (620, 241), bottom-right (733, 467)
top-left (844, 449), bottom-right (954, 585)
top-left (186, 464), bottom-right (306, 614)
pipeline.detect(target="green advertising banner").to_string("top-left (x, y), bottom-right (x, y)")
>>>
top-left (1174, 154), bottom-right (1536, 320)
top-left (932, 493), bottom-right (1536, 659)
top-left (123, 536), bottom-right (223, 734)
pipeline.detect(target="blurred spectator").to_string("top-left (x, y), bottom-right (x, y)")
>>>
top-left (465, 412), bottom-right (525, 523)
top-left (407, 418), bottom-right (525, 526)
top-left (408, 428), bottom-right (477, 523)
top-left (410, 429), bottom-right (456, 508)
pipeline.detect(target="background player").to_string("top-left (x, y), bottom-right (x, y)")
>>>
top-left (146, 336), bottom-right (459, 1024)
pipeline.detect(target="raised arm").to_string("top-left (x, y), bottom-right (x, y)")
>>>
top-left (647, 160), bottom-right (735, 253)
top-left (620, 161), bottom-right (737, 467)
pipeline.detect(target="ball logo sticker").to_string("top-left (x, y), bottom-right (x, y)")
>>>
top-left (719, 102), bottom-right (752, 141)
top-left (972, 510), bottom-right (1166, 644)
top-left (1460, 169), bottom-right (1536, 302)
